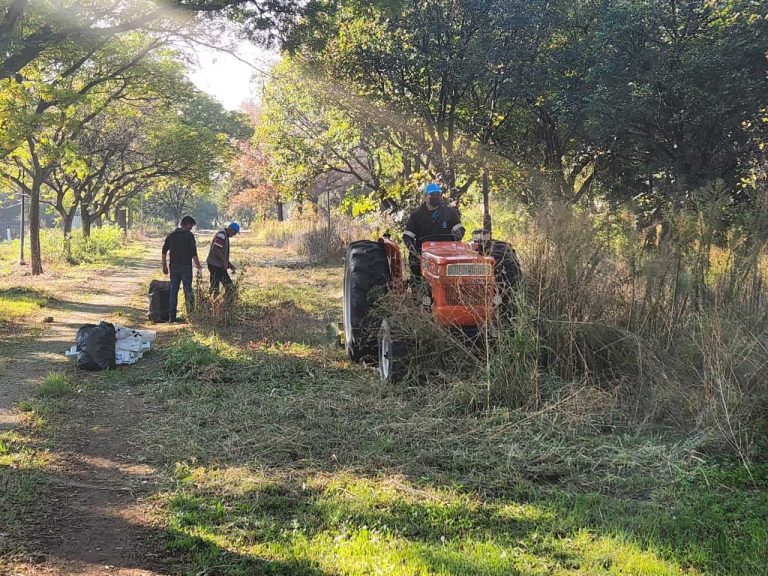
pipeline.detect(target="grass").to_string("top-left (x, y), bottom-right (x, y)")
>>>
top-left (1, 231), bottom-right (766, 574)
top-left (0, 430), bottom-right (52, 568)
top-left (0, 287), bottom-right (48, 322)
top-left (37, 372), bottom-right (75, 398)
top-left (135, 241), bottom-right (768, 575)
top-left (159, 466), bottom-right (768, 575)
top-left (0, 225), bottom-right (145, 275)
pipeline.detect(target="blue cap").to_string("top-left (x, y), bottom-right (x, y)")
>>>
top-left (228, 222), bottom-right (240, 233)
top-left (424, 182), bottom-right (442, 195)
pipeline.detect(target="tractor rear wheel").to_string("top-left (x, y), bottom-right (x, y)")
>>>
top-left (378, 317), bottom-right (409, 383)
top-left (343, 240), bottom-right (390, 361)
top-left (490, 240), bottom-right (522, 317)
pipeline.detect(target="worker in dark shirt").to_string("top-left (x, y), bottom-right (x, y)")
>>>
top-left (403, 182), bottom-right (465, 277)
top-left (162, 215), bottom-right (203, 322)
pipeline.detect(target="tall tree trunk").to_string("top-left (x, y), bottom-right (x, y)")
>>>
top-left (63, 213), bottom-right (73, 236)
top-left (276, 199), bottom-right (284, 222)
top-left (29, 177), bottom-right (42, 275)
top-left (81, 203), bottom-right (92, 238)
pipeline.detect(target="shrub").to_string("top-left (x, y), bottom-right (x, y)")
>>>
top-left (249, 216), bottom-right (374, 265)
top-left (66, 225), bottom-right (125, 264)
top-left (296, 227), bottom-right (347, 265)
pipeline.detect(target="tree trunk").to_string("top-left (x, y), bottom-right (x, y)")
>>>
top-left (81, 203), bottom-right (92, 238)
top-left (276, 199), bottom-right (284, 222)
top-left (63, 213), bottom-right (73, 236)
top-left (29, 177), bottom-right (43, 275)
top-left (116, 208), bottom-right (128, 234)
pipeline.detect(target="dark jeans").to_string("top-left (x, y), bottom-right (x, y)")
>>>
top-left (208, 264), bottom-right (233, 295)
top-left (169, 267), bottom-right (193, 319)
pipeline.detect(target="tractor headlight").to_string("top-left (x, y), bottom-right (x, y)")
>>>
top-left (445, 263), bottom-right (492, 277)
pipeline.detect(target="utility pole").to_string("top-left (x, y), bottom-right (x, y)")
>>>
top-left (19, 192), bottom-right (26, 264)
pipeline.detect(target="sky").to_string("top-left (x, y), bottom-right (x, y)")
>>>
top-left (187, 41), bottom-right (278, 111)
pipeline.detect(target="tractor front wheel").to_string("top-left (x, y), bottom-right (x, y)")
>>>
top-left (378, 318), bottom-right (409, 383)
top-left (343, 240), bottom-right (390, 361)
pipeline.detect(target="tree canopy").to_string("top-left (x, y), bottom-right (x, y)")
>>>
top-left (253, 0), bottom-right (768, 221)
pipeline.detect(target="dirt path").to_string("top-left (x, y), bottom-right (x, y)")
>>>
top-left (1, 248), bottom-right (178, 575)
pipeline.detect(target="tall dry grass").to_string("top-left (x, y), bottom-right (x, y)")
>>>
top-left (252, 215), bottom-right (375, 264)
top-left (502, 195), bottom-right (768, 461)
top-left (379, 192), bottom-right (768, 462)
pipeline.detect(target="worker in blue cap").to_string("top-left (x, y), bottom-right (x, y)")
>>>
top-left (206, 222), bottom-right (240, 295)
top-left (403, 183), bottom-right (464, 278)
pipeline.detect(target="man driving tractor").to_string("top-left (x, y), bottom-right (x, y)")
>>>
top-left (403, 182), bottom-right (466, 277)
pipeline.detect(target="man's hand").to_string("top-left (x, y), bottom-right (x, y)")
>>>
top-left (229, 263), bottom-right (237, 273)
top-left (162, 263), bottom-right (169, 275)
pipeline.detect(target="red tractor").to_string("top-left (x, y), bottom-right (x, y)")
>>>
top-left (342, 231), bottom-right (521, 382)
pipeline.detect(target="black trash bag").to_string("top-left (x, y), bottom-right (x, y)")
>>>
top-left (76, 321), bottom-right (117, 371)
top-left (148, 279), bottom-right (171, 323)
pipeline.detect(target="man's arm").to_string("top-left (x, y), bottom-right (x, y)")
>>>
top-left (161, 237), bottom-right (170, 275)
top-left (448, 208), bottom-right (465, 240)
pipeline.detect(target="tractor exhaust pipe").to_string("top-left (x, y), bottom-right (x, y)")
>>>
top-left (471, 168), bottom-right (493, 254)
top-left (482, 168), bottom-right (492, 239)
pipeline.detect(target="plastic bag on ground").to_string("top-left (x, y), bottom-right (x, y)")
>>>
top-left (76, 321), bottom-right (117, 371)
top-left (148, 279), bottom-right (171, 323)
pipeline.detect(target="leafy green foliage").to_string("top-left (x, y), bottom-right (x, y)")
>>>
top-left (257, 0), bottom-right (768, 220)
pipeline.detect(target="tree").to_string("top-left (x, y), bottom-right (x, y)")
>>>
top-left (0, 29), bottom-right (246, 271)
top-left (0, 0), bottom-right (310, 82)
top-left (583, 0), bottom-right (768, 212)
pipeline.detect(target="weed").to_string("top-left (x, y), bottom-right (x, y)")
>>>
top-left (37, 372), bottom-right (74, 398)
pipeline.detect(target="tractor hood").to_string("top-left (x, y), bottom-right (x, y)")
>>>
top-left (421, 241), bottom-right (494, 271)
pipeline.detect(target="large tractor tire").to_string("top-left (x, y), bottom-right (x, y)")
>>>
top-left (378, 317), bottom-right (409, 384)
top-left (490, 240), bottom-right (522, 317)
top-left (343, 240), bottom-right (390, 362)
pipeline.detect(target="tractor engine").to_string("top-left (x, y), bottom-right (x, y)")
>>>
top-left (419, 241), bottom-right (496, 327)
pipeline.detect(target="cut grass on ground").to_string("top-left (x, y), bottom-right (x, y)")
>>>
top-left (142, 255), bottom-right (766, 576)
top-left (144, 327), bottom-right (768, 575)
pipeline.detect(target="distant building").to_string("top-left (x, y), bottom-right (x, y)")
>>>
top-left (0, 192), bottom-right (23, 241)
top-left (0, 191), bottom-right (57, 242)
